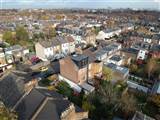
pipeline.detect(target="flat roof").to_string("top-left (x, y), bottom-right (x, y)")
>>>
top-left (80, 82), bottom-right (95, 92)
top-left (105, 63), bottom-right (129, 74)
top-left (71, 54), bottom-right (88, 62)
top-left (109, 55), bottom-right (122, 62)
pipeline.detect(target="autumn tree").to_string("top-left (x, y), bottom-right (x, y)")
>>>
top-left (149, 95), bottom-right (160, 108)
top-left (130, 64), bottom-right (138, 73)
top-left (117, 91), bottom-right (137, 119)
top-left (55, 15), bottom-right (64, 20)
top-left (102, 67), bottom-right (113, 81)
top-left (46, 27), bottom-right (56, 39)
top-left (145, 58), bottom-right (157, 79)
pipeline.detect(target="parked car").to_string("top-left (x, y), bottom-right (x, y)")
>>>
top-left (30, 56), bottom-right (42, 65)
top-left (39, 66), bottom-right (48, 72)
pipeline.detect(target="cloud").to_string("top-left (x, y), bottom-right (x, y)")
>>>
top-left (154, 0), bottom-right (160, 2)
top-left (1, 0), bottom-right (159, 9)
top-left (1, 0), bottom-right (159, 3)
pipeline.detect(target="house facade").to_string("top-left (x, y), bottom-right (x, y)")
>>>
top-left (137, 49), bottom-right (148, 60)
top-left (59, 54), bottom-right (102, 92)
top-left (0, 48), bottom-right (7, 70)
top-left (66, 36), bottom-right (75, 54)
top-left (35, 36), bottom-right (75, 61)
top-left (35, 42), bottom-right (54, 61)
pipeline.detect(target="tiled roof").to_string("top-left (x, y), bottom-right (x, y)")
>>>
top-left (66, 36), bottom-right (75, 43)
top-left (39, 36), bottom-right (68, 48)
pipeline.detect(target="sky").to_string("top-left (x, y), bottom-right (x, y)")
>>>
top-left (0, 0), bottom-right (160, 10)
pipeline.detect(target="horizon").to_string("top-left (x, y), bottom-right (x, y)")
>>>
top-left (1, 0), bottom-right (160, 10)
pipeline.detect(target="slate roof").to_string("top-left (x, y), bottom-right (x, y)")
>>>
top-left (83, 49), bottom-right (97, 63)
top-left (0, 72), bottom-right (25, 108)
top-left (34, 100), bottom-right (59, 120)
top-left (122, 48), bottom-right (139, 54)
top-left (56, 36), bottom-right (68, 44)
top-left (151, 45), bottom-right (160, 51)
top-left (71, 54), bottom-right (88, 62)
top-left (39, 36), bottom-right (68, 48)
top-left (95, 49), bottom-right (107, 58)
top-left (15, 89), bottom-right (45, 120)
top-left (109, 55), bottom-right (122, 62)
top-left (15, 88), bottom-right (85, 120)
top-left (105, 63), bottom-right (129, 75)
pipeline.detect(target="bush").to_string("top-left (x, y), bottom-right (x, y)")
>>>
top-left (40, 79), bottom-right (51, 86)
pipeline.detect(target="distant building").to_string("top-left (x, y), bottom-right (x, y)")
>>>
top-left (96, 28), bottom-right (121, 40)
top-left (4, 45), bottom-right (29, 62)
top-left (35, 36), bottom-right (75, 61)
top-left (137, 49), bottom-right (148, 60)
top-left (144, 38), bottom-right (152, 44)
top-left (66, 36), bottom-right (76, 54)
top-left (120, 48), bottom-right (139, 62)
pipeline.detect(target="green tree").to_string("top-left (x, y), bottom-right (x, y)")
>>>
top-left (102, 67), bottom-right (113, 81)
top-left (56, 81), bottom-right (73, 97)
top-left (16, 26), bottom-right (29, 41)
top-left (2, 31), bottom-right (15, 45)
top-left (93, 27), bottom-right (100, 35)
top-left (82, 101), bottom-right (95, 111)
top-left (84, 81), bottom-right (137, 119)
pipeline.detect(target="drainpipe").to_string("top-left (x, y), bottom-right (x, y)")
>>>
top-left (86, 56), bottom-right (89, 83)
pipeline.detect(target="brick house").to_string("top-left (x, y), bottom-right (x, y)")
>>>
top-left (59, 54), bottom-right (102, 92)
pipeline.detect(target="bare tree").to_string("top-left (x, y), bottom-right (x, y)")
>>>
top-left (98, 82), bottom-right (118, 105)
top-left (117, 91), bottom-right (137, 119)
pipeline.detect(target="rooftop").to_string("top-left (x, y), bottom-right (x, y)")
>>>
top-left (71, 54), bottom-right (88, 62)
top-left (132, 111), bottom-right (155, 120)
top-left (122, 48), bottom-right (139, 54)
top-left (15, 88), bottom-right (86, 120)
top-left (109, 55), bottom-right (122, 62)
top-left (105, 63), bottom-right (129, 75)
top-left (4, 45), bottom-right (23, 52)
top-left (0, 71), bottom-right (25, 108)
